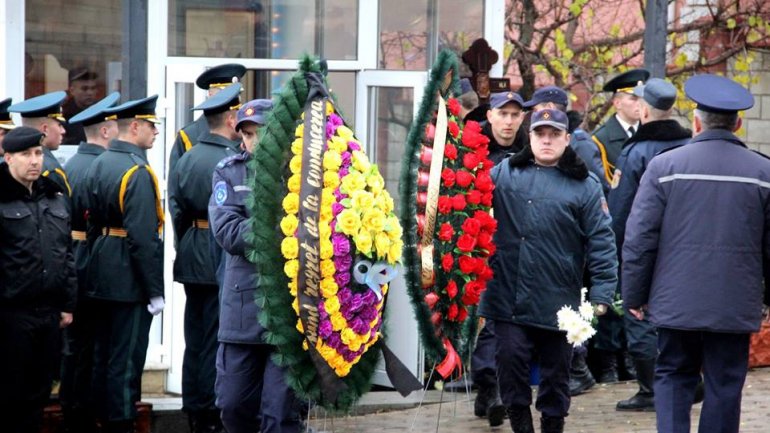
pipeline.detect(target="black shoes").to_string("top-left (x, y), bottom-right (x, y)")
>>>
top-left (474, 384), bottom-right (506, 427)
top-left (486, 396), bottom-right (506, 427)
top-left (616, 357), bottom-right (655, 412)
top-left (540, 416), bottom-right (565, 433)
top-left (569, 350), bottom-right (596, 396)
top-left (507, 406), bottom-right (534, 433)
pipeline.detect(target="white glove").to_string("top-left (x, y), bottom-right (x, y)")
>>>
top-left (147, 296), bottom-right (165, 316)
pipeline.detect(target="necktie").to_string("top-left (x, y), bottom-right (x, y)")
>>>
top-left (628, 126), bottom-right (635, 136)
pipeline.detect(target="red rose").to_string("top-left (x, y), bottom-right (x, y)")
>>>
top-left (444, 142), bottom-right (458, 160)
top-left (446, 280), bottom-right (458, 299)
top-left (462, 128), bottom-right (489, 150)
top-left (441, 168), bottom-right (456, 187)
top-left (441, 253), bottom-right (454, 272)
top-left (474, 146), bottom-right (490, 159)
top-left (481, 158), bottom-right (494, 170)
top-left (481, 192), bottom-right (493, 207)
top-left (438, 196), bottom-right (453, 214)
top-left (461, 280), bottom-right (482, 305)
top-left (473, 210), bottom-right (497, 231)
top-left (425, 292), bottom-right (439, 309)
top-left (431, 311), bottom-right (442, 325)
top-left (456, 306), bottom-right (468, 322)
top-left (451, 194), bottom-right (467, 211)
top-left (475, 172), bottom-right (494, 192)
top-left (455, 170), bottom-right (475, 188)
top-left (447, 98), bottom-right (461, 116)
top-left (448, 121), bottom-right (460, 138)
top-left (461, 218), bottom-right (482, 236)
top-left (458, 255), bottom-right (477, 274)
top-left (467, 189), bottom-right (482, 205)
top-left (463, 152), bottom-right (481, 170)
top-left (477, 265), bottom-right (494, 282)
top-left (425, 123), bottom-right (435, 141)
top-left (438, 223), bottom-right (454, 242)
top-left (477, 230), bottom-right (493, 249)
top-left (464, 120), bottom-right (482, 134)
top-left (457, 234), bottom-right (477, 252)
top-left (447, 303), bottom-right (459, 320)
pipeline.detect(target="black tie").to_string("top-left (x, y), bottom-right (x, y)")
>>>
top-left (628, 126), bottom-right (635, 136)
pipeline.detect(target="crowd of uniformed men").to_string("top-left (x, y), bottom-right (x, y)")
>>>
top-left (0, 61), bottom-right (768, 433)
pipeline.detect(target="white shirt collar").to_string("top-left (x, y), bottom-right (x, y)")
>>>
top-left (615, 114), bottom-right (640, 137)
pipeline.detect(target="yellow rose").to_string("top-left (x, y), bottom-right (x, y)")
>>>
top-left (374, 232), bottom-right (390, 258)
top-left (325, 101), bottom-right (335, 116)
top-left (291, 138), bottom-right (303, 155)
top-left (284, 259), bottom-right (299, 278)
top-left (288, 280), bottom-right (298, 296)
top-left (376, 193), bottom-right (395, 214)
top-left (281, 236), bottom-right (299, 259)
top-left (320, 277), bottom-right (339, 298)
top-left (387, 239), bottom-right (403, 264)
top-left (296, 319), bottom-right (304, 333)
top-left (385, 216), bottom-right (403, 240)
top-left (350, 190), bottom-right (374, 211)
top-left (320, 207), bottom-right (333, 223)
top-left (289, 154), bottom-right (302, 174)
top-left (322, 188), bottom-right (335, 208)
top-left (325, 296), bottom-right (341, 315)
top-left (320, 260), bottom-right (336, 279)
top-left (340, 171), bottom-right (366, 195)
top-left (336, 209), bottom-right (361, 235)
top-left (280, 214), bottom-right (299, 237)
top-left (367, 172), bottom-right (385, 195)
top-left (282, 193), bottom-right (299, 214)
top-left (295, 122), bottom-right (305, 138)
top-left (351, 151), bottom-right (371, 173)
top-left (319, 223), bottom-right (332, 241)
top-left (323, 150), bottom-right (342, 172)
top-left (330, 313), bottom-right (346, 331)
top-left (361, 209), bottom-right (385, 232)
top-left (319, 343), bottom-right (336, 361)
top-left (341, 328), bottom-right (356, 345)
top-left (336, 363), bottom-right (352, 377)
top-left (349, 338), bottom-right (363, 352)
top-left (336, 125), bottom-right (355, 141)
top-left (320, 240), bottom-right (334, 260)
top-left (354, 230), bottom-right (373, 255)
top-left (324, 171), bottom-right (340, 189)
top-left (287, 174), bottom-right (301, 193)
top-left (328, 136), bottom-right (348, 153)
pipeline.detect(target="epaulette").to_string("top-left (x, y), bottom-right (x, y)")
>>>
top-left (585, 171), bottom-right (602, 185)
top-left (216, 151), bottom-right (247, 169)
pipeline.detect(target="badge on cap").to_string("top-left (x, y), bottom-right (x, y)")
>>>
top-left (245, 107), bottom-right (254, 116)
top-left (214, 181), bottom-right (228, 206)
top-left (542, 111), bottom-right (551, 120)
top-left (507, 92), bottom-right (513, 99)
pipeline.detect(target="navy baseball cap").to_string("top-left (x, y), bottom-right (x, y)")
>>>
top-left (104, 95), bottom-right (161, 124)
top-left (529, 108), bottom-right (569, 132)
top-left (0, 98), bottom-right (15, 130)
top-left (684, 74), bottom-right (754, 114)
top-left (236, 99), bottom-right (273, 131)
top-left (523, 85), bottom-right (569, 109)
top-left (633, 78), bottom-right (676, 111)
top-left (9, 91), bottom-right (67, 121)
top-left (489, 91), bottom-right (524, 109)
top-left (193, 83), bottom-right (242, 115)
top-left (2, 126), bottom-right (45, 153)
top-left (69, 92), bottom-right (121, 126)
top-left (196, 64), bottom-right (247, 90)
top-left (603, 68), bottom-right (651, 94)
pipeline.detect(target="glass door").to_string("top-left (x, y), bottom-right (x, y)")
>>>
top-left (356, 70), bottom-right (427, 387)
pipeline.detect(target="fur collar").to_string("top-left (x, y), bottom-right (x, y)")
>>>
top-left (0, 162), bottom-right (63, 202)
top-left (508, 144), bottom-right (588, 180)
top-left (624, 119), bottom-right (691, 146)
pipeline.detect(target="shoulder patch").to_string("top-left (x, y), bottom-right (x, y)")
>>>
top-left (214, 181), bottom-right (228, 205)
top-left (600, 196), bottom-right (610, 217)
top-left (216, 153), bottom-right (242, 169)
top-left (610, 168), bottom-right (622, 189)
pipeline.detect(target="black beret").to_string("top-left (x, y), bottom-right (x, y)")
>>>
top-left (3, 126), bottom-right (45, 153)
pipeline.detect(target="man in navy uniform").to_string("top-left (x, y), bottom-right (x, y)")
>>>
top-left (210, 99), bottom-right (300, 433)
top-left (9, 91), bottom-right (71, 196)
top-left (0, 97), bottom-right (17, 154)
top-left (0, 127), bottom-right (76, 433)
top-left (622, 74), bottom-right (770, 433)
top-left (169, 83), bottom-right (243, 433)
top-left (84, 95), bottom-right (165, 433)
top-left (169, 63), bottom-right (246, 173)
top-left (59, 92), bottom-right (120, 433)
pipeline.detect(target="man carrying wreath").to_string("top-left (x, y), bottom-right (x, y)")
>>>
top-left (479, 108), bottom-right (617, 433)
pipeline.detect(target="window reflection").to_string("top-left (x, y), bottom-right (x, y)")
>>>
top-left (369, 87), bottom-right (414, 208)
top-left (168, 0), bottom-right (358, 60)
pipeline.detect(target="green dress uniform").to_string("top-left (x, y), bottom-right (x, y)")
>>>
top-left (168, 83), bottom-right (241, 431)
top-left (42, 146), bottom-right (72, 197)
top-left (169, 116), bottom-right (208, 174)
top-left (84, 96), bottom-right (164, 430)
top-left (592, 115), bottom-right (629, 173)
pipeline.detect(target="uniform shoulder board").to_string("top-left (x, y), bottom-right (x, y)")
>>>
top-left (654, 144), bottom-right (685, 157)
top-left (216, 152), bottom-right (244, 169)
top-left (585, 171), bottom-right (602, 185)
top-left (751, 149), bottom-right (770, 161)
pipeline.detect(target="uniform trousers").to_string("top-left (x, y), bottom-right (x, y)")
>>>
top-left (215, 343), bottom-right (300, 433)
top-left (91, 300), bottom-right (153, 422)
top-left (623, 308), bottom-right (656, 360)
top-left (0, 309), bottom-right (60, 433)
top-left (655, 327), bottom-right (750, 433)
top-left (60, 298), bottom-right (98, 423)
top-left (471, 320), bottom-right (497, 389)
top-left (495, 321), bottom-right (571, 417)
top-left (182, 284), bottom-right (219, 413)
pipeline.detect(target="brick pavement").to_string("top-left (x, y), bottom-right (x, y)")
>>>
top-left (306, 367), bottom-right (770, 432)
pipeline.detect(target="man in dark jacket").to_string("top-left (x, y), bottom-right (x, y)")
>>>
top-left (85, 96), bottom-right (165, 433)
top-left (0, 127), bottom-right (76, 433)
top-left (485, 91), bottom-right (528, 164)
top-left (62, 68), bottom-right (100, 145)
top-left (622, 74), bottom-right (770, 433)
top-left (608, 78), bottom-right (691, 413)
top-left (169, 83), bottom-right (242, 433)
top-left (480, 109), bottom-right (617, 433)
top-left (59, 92), bottom-right (120, 433)
top-left (210, 99), bottom-right (299, 433)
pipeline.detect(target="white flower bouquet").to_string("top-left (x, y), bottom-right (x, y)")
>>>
top-left (556, 288), bottom-right (596, 346)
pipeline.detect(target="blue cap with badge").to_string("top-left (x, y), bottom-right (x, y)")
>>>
top-left (633, 78), bottom-right (676, 111)
top-left (193, 83), bottom-right (242, 115)
top-left (489, 91), bottom-right (524, 110)
top-left (236, 99), bottom-right (273, 131)
top-left (529, 108), bottom-right (569, 132)
top-left (9, 91), bottom-right (67, 122)
top-left (0, 98), bottom-right (15, 130)
top-left (523, 85), bottom-right (569, 109)
top-left (68, 92), bottom-right (121, 126)
top-left (684, 74), bottom-right (754, 114)
top-left (104, 95), bottom-right (161, 124)
top-left (196, 63), bottom-right (247, 90)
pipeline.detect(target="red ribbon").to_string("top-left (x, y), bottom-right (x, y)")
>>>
top-left (436, 337), bottom-right (462, 379)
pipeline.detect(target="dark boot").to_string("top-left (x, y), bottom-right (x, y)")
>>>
top-left (616, 357), bottom-right (655, 411)
top-left (474, 384), bottom-right (496, 417)
top-left (486, 393), bottom-right (506, 427)
top-left (507, 406), bottom-right (534, 433)
top-left (596, 350), bottom-right (619, 383)
top-left (540, 416), bottom-right (564, 433)
top-left (568, 350), bottom-right (596, 396)
top-left (619, 351), bottom-right (637, 380)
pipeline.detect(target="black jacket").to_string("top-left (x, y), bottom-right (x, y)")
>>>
top-left (483, 122), bottom-right (529, 165)
top-left (0, 163), bottom-right (77, 312)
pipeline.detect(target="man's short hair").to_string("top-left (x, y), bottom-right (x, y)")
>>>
top-left (694, 108), bottom-right (738, 131)
top-left (457, 92), bottom-right (479, 111)
top-left (206, 110), bottom-right (231, 130)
